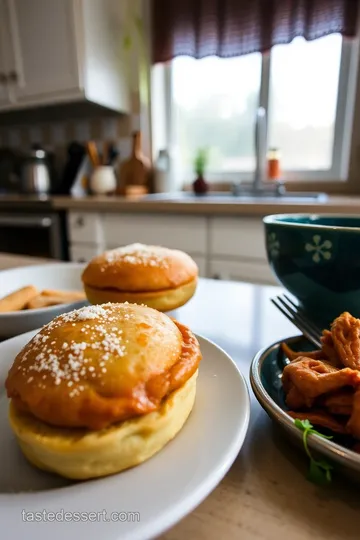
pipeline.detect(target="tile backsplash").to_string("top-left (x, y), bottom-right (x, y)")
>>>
top-left (0, 91), bottom-right (141, 172)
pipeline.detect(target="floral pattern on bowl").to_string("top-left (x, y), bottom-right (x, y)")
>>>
top-left (305, 235), bottom-right (332, 263)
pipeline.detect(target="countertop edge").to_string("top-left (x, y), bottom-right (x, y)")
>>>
top-left (51, 196), bottom-right (360, 216)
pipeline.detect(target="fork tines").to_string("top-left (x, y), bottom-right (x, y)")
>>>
top-left (271, 294), bottom-right (322, 349)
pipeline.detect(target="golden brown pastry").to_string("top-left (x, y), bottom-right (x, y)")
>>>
top-left (81, 243), bottom-right (198, 311)
top-left (6, 302), bottom-right (202, 479)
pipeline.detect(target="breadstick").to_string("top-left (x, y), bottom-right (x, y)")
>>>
top-left (41, 289), bottom-right (86, 300)
top-left (27, 292), bottom-right (85, 310)
top-left (0, 285), bottom-right (38, 312)
top-left (26, 295), bottom-right (62, 310)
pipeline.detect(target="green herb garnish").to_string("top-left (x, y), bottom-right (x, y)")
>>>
top-left (294, 419), bottom-right (334, 485)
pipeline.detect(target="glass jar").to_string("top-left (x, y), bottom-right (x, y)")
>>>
top-left (267, 148), bottom-right (281, 181)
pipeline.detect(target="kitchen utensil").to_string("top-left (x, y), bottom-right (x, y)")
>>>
top-left (86, 141), bottom-right (100, 168)
top-left (20, 147), bottom-right (51, 194)
top-left (58, 142), bottom-right (86, 195)
top-left (118, 131), bottom-right (150, 193)
top-left (102, 141), bottom-right (109, 166)
top-left (271, 294), bottom-right (322, 348)
top-left (108, 144), bottom-right (119, 166)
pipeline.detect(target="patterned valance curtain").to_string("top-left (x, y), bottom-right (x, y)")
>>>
top-left (151, 0), bottom-right (359, 64)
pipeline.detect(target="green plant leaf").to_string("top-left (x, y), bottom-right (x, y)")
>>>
top-left (193, 147), bottom-right (209, 176)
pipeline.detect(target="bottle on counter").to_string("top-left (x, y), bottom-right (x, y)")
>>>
top-left (153, 149), bottom-right (170, 193)
top-left (267, 147), bottom-right (281, 181)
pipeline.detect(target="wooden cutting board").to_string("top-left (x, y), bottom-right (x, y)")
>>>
top-left (118, 131), bottom-right (151, 193)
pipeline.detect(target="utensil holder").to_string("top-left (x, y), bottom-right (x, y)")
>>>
top-left (89, 166), bottom-right (117, 195)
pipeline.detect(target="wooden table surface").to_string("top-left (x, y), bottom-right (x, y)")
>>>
top-left (1, 254), bottom-right (360, 540)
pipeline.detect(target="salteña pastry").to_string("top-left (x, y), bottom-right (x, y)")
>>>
top-left (5, 302), bottom-right (202, 479)
top-left (81, 243), bottom-right (198, 311)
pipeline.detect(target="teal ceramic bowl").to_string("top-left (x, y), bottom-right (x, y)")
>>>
top-left (264, 214), bottom-right (360, 322)
top-left (250, 335), bottom-right (360, 476)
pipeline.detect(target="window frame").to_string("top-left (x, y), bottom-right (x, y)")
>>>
top-left (160, 35), bottom-right (359, 185)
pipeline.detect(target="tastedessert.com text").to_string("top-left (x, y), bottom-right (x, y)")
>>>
top-left (21, 509), bottom-right (140, 523)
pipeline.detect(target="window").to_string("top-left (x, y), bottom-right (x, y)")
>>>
top-left (268, 35), bottom-right (342, 172)
top-left (162, 34), bottom-right (356, 184)
top-left (172, 54), bottom-right (261, 174)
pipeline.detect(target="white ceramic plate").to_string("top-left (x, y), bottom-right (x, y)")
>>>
top-left (0, 332), bottom-right (250, 540)
top-left (0, 263), bottom-right (86, 338)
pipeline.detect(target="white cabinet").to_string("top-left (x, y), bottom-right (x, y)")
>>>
top-left (68, 212), bottom-right (209, 277)
top-left (67, 212), bottom-right (104, 245)
top-left (209, 217), bottom-right (267, 260)
top-left (191, 255), bottom-right (207, 278)
top-left (0, 0), bottom-right (129, 112)
top-left (209, 258), bottom-right (276, 285)
top-left (6, 0), bottom-right (81, 105)
top-left (67, 211), bottom-right (276, 285)
top-left (70, 243), bottom-right (104, 264)
top-left (104, 214), bottom-right (207, 256)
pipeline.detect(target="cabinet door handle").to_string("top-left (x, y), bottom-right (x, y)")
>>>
top-left (75, 216), bottom-right (85, 227)
top-left (7, 70), bottom-right (18, 83)
top-left (0, 73), bottom-right (7, 84)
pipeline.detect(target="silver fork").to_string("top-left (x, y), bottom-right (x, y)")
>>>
top-left (271, 294), bottom-right (322, 349)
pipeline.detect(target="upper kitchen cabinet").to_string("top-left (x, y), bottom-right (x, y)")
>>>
top-left (0, 0), bottom-right (130, 113)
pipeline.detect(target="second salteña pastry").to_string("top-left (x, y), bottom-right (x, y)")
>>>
top-left (82, 243), bottom-right (198, 311)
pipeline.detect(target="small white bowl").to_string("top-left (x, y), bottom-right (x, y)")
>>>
top-left (0, 263), bottom-right (86, 338)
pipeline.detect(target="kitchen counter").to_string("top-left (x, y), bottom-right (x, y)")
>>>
top-left (52, 194), bottom-right (360, 215)
top-left (1, 253), bottom-right (360, 540)
top-left (3, 193), bottom-right (360, 215)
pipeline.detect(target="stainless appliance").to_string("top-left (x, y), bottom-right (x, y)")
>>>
top-left (21, 148), bottom-right (51, 194)
top-left (0, 199), bottom-right (68, 259)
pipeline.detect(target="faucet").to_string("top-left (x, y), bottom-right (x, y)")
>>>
top-left (232, 107), bottom-right (284, 196)
top-left (253, 106), bottom-right (267, 192)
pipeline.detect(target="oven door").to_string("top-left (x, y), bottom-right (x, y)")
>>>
top-left (0, 214), bottom-right (63, 259)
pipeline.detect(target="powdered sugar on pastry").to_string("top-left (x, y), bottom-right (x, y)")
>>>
top-left (14, 303), bottom-right (128, 395)
top-left (104, 243), bottom-right (170, 268)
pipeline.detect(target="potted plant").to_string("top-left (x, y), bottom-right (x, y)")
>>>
top-left (192, 147), bottom-right (209, 195)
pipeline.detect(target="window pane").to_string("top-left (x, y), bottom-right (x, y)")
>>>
top-left (268, 35), bottom-right (342, 171)
top-left (172, 55), bottom-right (261, 177)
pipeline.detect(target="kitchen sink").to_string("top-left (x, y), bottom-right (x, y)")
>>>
top-left (144, 191), bottom-right (328, 203)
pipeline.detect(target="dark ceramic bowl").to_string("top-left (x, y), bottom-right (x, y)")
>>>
top-left (250, 335), bottom-right (360, 478)
top-left (263, 214), bottom-right (360, 322)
